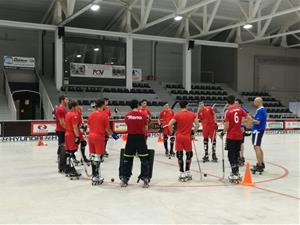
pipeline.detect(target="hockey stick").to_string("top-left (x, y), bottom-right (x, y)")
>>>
top-left (219, 104), bottom-right (228, 181)
top-left (192, 139), bottom-right (203, 182)
top-left (79, 130), bottom-right (92, 178)
top-left (220, 135), bottom-right (225, 180)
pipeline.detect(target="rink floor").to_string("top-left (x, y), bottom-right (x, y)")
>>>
top-left (0, 133), bottom-right (299, 224)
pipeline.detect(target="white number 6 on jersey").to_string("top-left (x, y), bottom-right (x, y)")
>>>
top-left (234, 112), bottom-right (239, 123)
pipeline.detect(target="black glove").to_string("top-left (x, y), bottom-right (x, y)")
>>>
top-left (219, 131), bottom-right (225, 138)
top-left (191, 130), bottom-right (195, 138)
top-left (112, 132), bottom-right (119, 140)
top-left (80, 123), bottom-right (87, 132)
top-left (75, 137), bottom-right (80, 145)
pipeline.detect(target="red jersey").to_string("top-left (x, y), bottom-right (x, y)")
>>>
top-left (65, 111), bottom-right (80, 134)
top-left (104, 106), bottom-right (111, 118)
top-left (88, 110), bottom-right (109, 136)
top-left (159, 109), bottom-right (174, 126)
top-left (125, 111), bottom-right (147, 135)
top-left (198, 106), bottom-right (215, 126)
top-left (173, 110), bottom-right (196, 136)
top-left (225, 105), bottom-right (247, 140)
top-left (77, 106), bottom-right (83, 125)
top-left (55, 105), bottom-right (67, 132)
top-left (139, 107), bottom-right (151, 121)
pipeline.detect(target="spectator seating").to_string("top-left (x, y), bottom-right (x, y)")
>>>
top-left (241, 91), bottom-right (294, 117)
top-left (77, 99), bottom-right (166, 107)
top-left (61, 85), bottom-right (155, 94)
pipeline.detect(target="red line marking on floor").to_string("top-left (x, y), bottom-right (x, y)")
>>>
top-left (254, 161), bottom-right (289, 184)
top-left (254, 186), bottom-right (300, 200)
top-left (105, 147), bottom-right (299, 200)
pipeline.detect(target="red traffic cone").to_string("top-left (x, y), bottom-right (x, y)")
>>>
top-left (37, 140), bottom-right (47, 146)
top-left (241, 162), bottom-right (255, 186)
top-left (157, 135), bottom-right (164, 143)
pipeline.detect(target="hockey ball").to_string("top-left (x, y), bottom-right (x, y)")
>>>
top-left (111, 178), bottom-right (115, 182)
top-left (204, 173), bottom-right (207, 177)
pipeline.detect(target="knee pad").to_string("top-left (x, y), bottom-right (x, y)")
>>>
top-left (170, 136), bottom-right (175, 143)
top-left (92, 154), bottom-right (101, 164)
top-left (163, 135), bottom-right (168, 142)
top-left (186, 151), bottom-right (193, 160)
top-left (80, 140), bottom-right (87, 147)
top-left (204, 138), bottom-right (209, 144)
top-left (176, 151), bottom-right (183, 160)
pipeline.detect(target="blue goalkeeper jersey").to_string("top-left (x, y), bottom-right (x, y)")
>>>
top-left (252, 107), bottom-right (267, 132)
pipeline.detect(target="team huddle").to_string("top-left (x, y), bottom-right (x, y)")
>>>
top-left (54, 95), bottom-right (267, 187)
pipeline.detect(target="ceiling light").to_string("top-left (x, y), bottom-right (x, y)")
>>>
top-left (174, 15), bottom-right (183, 21)
top-left (94, 48), bottom-right (100, 51)
top-left (76, 54), bottom-right (82, 58)
top-left (90, 4), bottom-right (100, 11)
top-left (243, 24), bottom-right (253, 30)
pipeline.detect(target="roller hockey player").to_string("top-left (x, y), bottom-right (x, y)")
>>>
top-left (64, 101), bottom-right (82, 180)
top-left (235, 99), bottom-right (250, 166)
top-left (55, 95), bottom-right (68, 173)
top-left (168, 101), bottom-right (200, 182)
top-left (88, 100), bottom-right (119, 185)
top-left (120, 99), bottom-right (150, 188)
top-left (197, 101), bottom-right (218, 162)
top-left (77, 105), bottom-right (90, 164)
top-left (158, 103), bottom-right (175, 157)
top-left (103, 98), bottom-right (112, 158)
top-left (251, 97), bottom-right (267, 175)
top-left (139, 99), bottom-right (151, 141)
top-left (221, 96), bottom-right (252, 183)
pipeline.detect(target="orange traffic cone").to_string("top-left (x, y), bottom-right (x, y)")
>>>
top-left (37, 140), bottom-right (47, 146)
top-left (157, 135), bottom-right (164, 143)
top-left (241, 162), bottom-right (255, 186)
top-left (122, 134), bottom-right (127, 142)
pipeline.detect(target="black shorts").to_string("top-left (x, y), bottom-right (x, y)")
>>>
top-left (125, 134), bottom-right (148, 157)
top-left (225, 139), bottom-right (242, 152)
top-left (252, 130), bottom-right (264, 146)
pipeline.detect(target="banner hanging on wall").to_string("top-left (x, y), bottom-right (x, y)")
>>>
top-left (3, 56), bottom-right (35, 69)
top-left (70, 63), bottom-right (142, 80)
top-left (31, 122), bottom-right (56, 135)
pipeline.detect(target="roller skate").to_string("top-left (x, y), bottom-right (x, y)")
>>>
top-left (170, 151), bottom-right (175, 157)
top-left (185, 171), bottom-right (192, 181)
top-left (238, 157), bottom-right (245, 166)
top-left (178, 172), bottom-right (187, 182)
top-left (142, 178), bottom-right (150, 188)
top-left (228, 172), bottom-right (242, 184)
top-left (202, 154), bottom-right (209, 163)
top-left (211, 153), bottom-right (218, 162)
top-left (251, 164), bottom-right (264, 175)
top-left (91, 175), bottom-right (104, 185)
top-left (120, 177), bottom-right (128, 187)
top-left (165, 150), bottom-right (169, 157)
top-left (66, 167), bottom-right (81, 180)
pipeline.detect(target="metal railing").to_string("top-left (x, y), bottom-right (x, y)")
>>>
top-left (3, 70), bottom-right (17, 120)
top-left (37, 72), bottom-right (54, 120)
